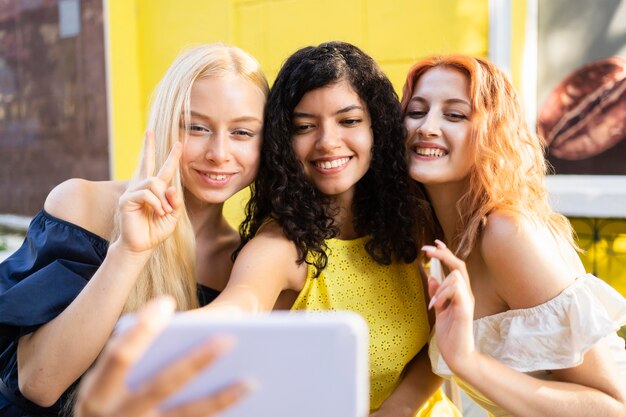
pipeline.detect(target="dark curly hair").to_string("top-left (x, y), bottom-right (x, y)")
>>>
top-left (237, 41), bottom-right (425, 276)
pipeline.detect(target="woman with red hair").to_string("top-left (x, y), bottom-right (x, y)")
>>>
top-left (401, 55), bottom-right (626, 417)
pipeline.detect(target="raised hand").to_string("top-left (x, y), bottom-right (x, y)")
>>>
top-left (422, 240), bottom-right (476, 373)
top-left (75, 297), bottom-right (247, 417)
top-left (117, 131), bottom-right (183, 253)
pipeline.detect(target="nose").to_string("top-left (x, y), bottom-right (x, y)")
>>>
top-left (417, 112), bottom-right (441, 138)
top-left (315, 123), bottom-right (342, 152)
top-left (205, 131), bottom-right (231, 164)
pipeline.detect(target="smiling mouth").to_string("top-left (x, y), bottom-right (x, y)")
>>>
top-left (314, 157), bottom-right (351, 169)
top-left (198, 171), bottom-right (232, 182)
top-left (414, 147), bottom-right (447, 158)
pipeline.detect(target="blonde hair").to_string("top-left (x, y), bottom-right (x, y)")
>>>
top-left (120, 43), bottom-right (269, 313)
top-left (401, 55), bottom-right (577, 259)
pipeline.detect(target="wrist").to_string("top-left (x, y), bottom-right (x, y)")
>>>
top-left (449, 349), bottom-right (482, 381)
top-left (108, 240), bottom-right (154, 261)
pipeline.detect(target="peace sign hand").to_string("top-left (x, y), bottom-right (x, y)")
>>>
top-left (117, 131), bottom-right (184, 254)
top-left (422, 240), bottom-right (477, 375)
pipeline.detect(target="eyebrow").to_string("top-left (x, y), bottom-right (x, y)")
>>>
top-left (293, 104), bottom-right (364, 118)
top-left (189, 110), bottom-right (262, 124)
top-left (410, 96), bottom-right (471, 107)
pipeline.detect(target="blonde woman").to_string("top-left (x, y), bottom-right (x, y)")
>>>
top-left (401, 55), bottom-right (626, 417)
top-left (0, 43), bottom-right (268, 417)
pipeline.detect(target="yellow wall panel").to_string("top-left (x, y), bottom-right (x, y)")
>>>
top-left (107, 0), bottom-right (144, 180)
top-left (381, 62), bottom-right (416, 96)
top-left (454, 0), bottom-right (489, 55)
top-left (233, 2), bottom-right (268, 72)
top-left (510, 0), bottom-right (527, 92)
top-left (106, 1), bottom-right (626, 296)
top-left (109, 0), bottom-right (493, 180)
top-left (107, 0), bottom-right (492, 223)
top-left (366, 0), bottom-right (488, 92)
top-left (236, 0), bottom-right (366, 82)
top-left (137, 0), bottom-right (235, 108)
top-left (367, 0), bottom-right (488, 63)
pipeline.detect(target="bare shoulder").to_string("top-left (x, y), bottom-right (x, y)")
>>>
top-left (480, 211), bottom-right (524, 252)
top-left (243, 221), bottom-right (298, 250)
top-left (479, 210), bottom-right (575, 310)
top-left (209, 220), bottom-right (307, 312)
top-left (235, 220), bottom-right (306, 291)
top-left (44, 179), bottom-right (128, 239)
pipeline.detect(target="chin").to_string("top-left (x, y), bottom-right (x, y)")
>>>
top-left (188, 190), bottom-right (235, 206)
top-left (316, 185), bottom-right (350, 198)
top-left (409, 171), bottom-right (443, 186)
top-left (408, 168), bottom-right (429, 183)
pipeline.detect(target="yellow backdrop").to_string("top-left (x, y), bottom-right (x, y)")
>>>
top-left (105, 1), bottom-right (626, 296)
top-left (105, 0), bottom-right (502, 180)
top-left (105, 0), bottom-right (500, 225)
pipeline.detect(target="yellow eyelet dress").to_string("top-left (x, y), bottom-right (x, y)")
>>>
top-left (291, 237), bottom-right (461, 416)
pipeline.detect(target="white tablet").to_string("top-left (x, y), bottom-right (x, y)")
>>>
top-left (120, 311), bottom-right (370, 417)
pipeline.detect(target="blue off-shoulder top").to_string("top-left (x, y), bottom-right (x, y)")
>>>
top-left (0, 210), bottom-right (220, 416)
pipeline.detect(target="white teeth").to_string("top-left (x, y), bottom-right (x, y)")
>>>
top-left (207, 174), bottom-right (228, 180)
top-left (315, 157), bottom-right (350, 169)
top-left (415, 147), bottom-right (447, 158)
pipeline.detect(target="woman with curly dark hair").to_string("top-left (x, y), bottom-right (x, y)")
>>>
top-left (208, 42), bottom-right (460, 416)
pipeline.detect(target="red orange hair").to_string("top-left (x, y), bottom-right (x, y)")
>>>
top-left (401, 55), bottom-right (577, 258)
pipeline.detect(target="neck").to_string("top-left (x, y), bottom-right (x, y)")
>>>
top-left (329, 190), bottom-right (358, 240)
top-left (184, 191), bottom-right (230, 238)
top-left (425, 180), bottom-right (467, 244)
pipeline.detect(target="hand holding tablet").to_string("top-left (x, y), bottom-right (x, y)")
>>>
top-left (117, 311), bottom-right (370, 417)
top-left (75, 297), bottom-right (245, 417)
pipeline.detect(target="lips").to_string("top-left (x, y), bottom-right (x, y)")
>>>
top-left (538, 56), bottom-right (626, 160)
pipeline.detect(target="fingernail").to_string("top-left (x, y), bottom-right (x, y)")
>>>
top-left (434, 239), bottom-right (447, 249)
top-left (428, 295), bottom-right (437, 310)
top-left (421, 245), bottom-right (436, 253)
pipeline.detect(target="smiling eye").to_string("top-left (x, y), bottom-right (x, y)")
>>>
top-left (232, 129), bottom-right (256, 138)
top-left (293, 123), bottom-right (314, 134)
top-left (341, 118), bottom-right (362, 127)
top-left (445, 113), bottom-right (467, 121)
top-left (188, 124), bottom-right (211, 135)
top-left (406, 110), bottom-right (427, 119)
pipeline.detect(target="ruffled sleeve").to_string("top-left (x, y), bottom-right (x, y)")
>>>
top-left (0, 210), bottom-right (108, 340)
top-left (430, 274), bottom-right (626, 375)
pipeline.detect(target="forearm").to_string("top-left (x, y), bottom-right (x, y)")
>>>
top-left (373, 347), bottom-right (443, 417)
top-left (201, 286), bottom-right (265, 315)
top-left (17, 241), bottom-right (151, 406)
top-left (456, 353), bottom-right (626, 417)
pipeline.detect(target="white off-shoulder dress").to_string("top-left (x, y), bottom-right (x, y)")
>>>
top-left (429, 274), bottom-right (626, 417)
